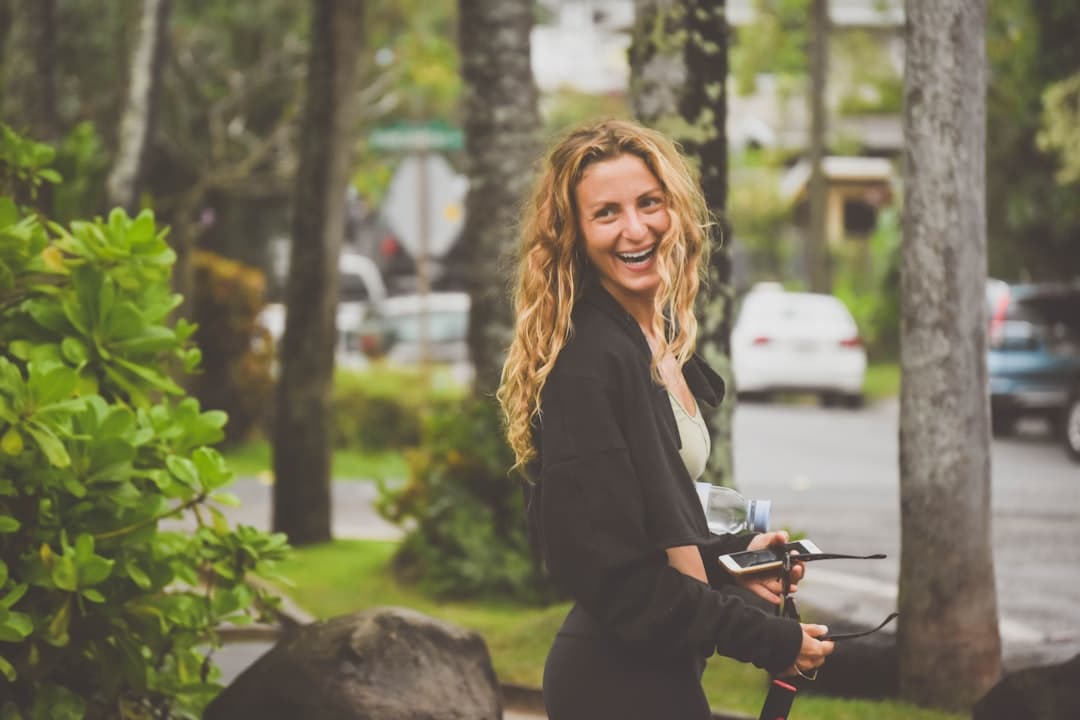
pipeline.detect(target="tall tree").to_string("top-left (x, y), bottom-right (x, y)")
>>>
top-left (153, 1), bottom-right (308, 316)
top-left (272, 0), bottom-right (364, 545)
top-left (106, 0), bottom-right (170, 213)
top-left (806, 0), bottom-right (830, 293)
top-left (898, 0), bottom-right (1000, 709)
top-left (1, 0), bottom-right (58, 212)
top-left (629, 0), bottom-right (735, 486)
top-left (458, 0), bottom-right (541, 398)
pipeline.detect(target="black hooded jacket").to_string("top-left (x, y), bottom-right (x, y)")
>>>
top-left (524, 281), bottom-right (803, 675)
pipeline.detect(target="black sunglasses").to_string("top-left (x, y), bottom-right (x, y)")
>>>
top-left (778, 548), bottom-right (899, 643)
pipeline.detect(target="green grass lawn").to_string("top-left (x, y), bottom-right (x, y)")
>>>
top-left (864, 362), bottom-right (901, 402)
top-left (275, 539), bottom-right (963, 720)
top-left (220, 439), bottom-right (408, 480)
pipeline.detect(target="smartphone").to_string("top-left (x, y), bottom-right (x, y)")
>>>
top-left (718, 539), bottom-right (822, 576)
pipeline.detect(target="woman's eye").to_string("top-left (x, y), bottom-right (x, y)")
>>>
top-left (641, 196), bottom-right (662, 209)
top-left (595, 206), bottom-right (616, 219)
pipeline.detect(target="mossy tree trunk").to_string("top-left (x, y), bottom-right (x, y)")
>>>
top-left (898, 0), bottom-right (1001, 709)
top-left (630, 0), bottom-right (735, 487)
top-left (272, 0), bottom-right (364, 545)
top-left (458, 0), bottom-right (541, 398)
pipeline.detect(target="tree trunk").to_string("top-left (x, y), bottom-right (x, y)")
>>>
top-left (272, 0), bottom-right (364, 545)
top-left (106, 0), bottom-right (171, 214)
top-left (899, 0), bottom-right (1000, 709)
top-left (458, 0), bottom-right (541, 398)
top-left (1, 0), bottom-right (57, 214)
top-left (806, 0), bottom-right (830, 293)
top-left (630, 0), bottom-right (734, 487)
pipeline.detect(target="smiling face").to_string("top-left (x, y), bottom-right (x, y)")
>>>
top-left (574, 153), bottom-right (671, 316)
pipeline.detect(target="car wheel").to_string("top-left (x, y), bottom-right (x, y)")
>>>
top-left (821, 392), bottom-right (842, 408)
top-left (1062, 395), bottom-right (1080, 463)
top-left (738, 391), bottom-right (771, 404)
top-left (991, 408), bottom-right (1017, 437)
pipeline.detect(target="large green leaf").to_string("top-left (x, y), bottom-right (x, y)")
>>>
top-left (0, 609), bottom-right (32, 642)
top-left (50, 555), bottom-right (77, 592)
top-left (0, 655), bottom-right (15, 682)
top-left (60, 337), bottom-right (88, 365)
top-left (25, 422), bottom-right (71, 468)
top-left (0, 196), bottom-right (18, 227)
top-left (114, 357), bottom-right (184, 395)
top-left (28, 364), bottom-right (78, 406)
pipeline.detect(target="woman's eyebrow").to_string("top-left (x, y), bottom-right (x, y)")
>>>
top-left (584, 187), bottom-right (662, 208)
top-left (581, 199), bottom-right (618, 213)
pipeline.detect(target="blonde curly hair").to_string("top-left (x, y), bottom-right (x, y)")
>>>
top-left (497, 119), bottom-right (713, 470)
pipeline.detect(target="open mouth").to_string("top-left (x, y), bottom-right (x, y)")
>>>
top-left (616, 246), bottom-right (657, 265)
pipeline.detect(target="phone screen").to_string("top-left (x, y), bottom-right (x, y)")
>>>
top-left (730, 548), bottom-right (781, 568)
top-left (728, 541), bottom-right (817, 569)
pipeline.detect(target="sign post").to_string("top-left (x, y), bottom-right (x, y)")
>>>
top-left (370, 122), bottom-right (465, 369)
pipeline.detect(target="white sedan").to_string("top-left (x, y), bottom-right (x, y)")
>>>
top-left (731, 286), bottom-right (867, 408)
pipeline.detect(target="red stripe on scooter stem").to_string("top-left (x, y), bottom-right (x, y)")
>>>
top-left (772, 679), bottom-right (798, 693)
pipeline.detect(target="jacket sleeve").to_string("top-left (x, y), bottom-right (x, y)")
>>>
top-left (535, 371), bottom-right (803, 674)
top-left (699, 533), bottom-right (755, 589)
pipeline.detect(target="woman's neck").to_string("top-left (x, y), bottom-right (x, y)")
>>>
top-left (598, 279), bottom-right (658, 342)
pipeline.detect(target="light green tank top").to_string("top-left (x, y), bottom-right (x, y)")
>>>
top-left (668, 390), bottom-right (711, 480)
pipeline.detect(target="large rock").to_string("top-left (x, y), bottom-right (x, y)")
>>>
top-left (204, 606), bottom-right (502, 720)
top-left (972, 653), bottom-right (1080, 720)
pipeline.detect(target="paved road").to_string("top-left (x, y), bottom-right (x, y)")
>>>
top-left (733, 397), bottom-right (1080, 670)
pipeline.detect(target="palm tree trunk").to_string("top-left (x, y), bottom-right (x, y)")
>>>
top-left (630, 0), bottom-right (735, 487)
top-left (458, 0), bottom-right (541, 398)
top-left (272, 0), bottom-right (364, 545)
top-left (899, 0), bottom-right (1001, 708)
top-left (807, 0), bottom-right (830, 292)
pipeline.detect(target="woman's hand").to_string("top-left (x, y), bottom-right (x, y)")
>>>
top-left (735, 531), bottom-right (805, 606)
top-left (780, 624), bottom-right (834, 679)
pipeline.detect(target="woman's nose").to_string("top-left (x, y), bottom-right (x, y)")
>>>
top-left (622, 209), bottom-right (647, 240)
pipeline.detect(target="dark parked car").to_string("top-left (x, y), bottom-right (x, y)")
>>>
top-left (986, 279), bottom-right (1080, 461)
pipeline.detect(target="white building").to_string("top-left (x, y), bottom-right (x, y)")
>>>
top-left (531, 0), bottom-right (906, 153)
top-left (531, 0), bottom-right (634, 94)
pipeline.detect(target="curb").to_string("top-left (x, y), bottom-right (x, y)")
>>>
top-left (499, 682), bottom-right (753, 720)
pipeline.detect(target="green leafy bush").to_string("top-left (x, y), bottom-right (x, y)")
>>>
top-left (832, 208), bottom-right (901, 361)
top-left (0, 125), bottom-right (289, 719)
top-left (189, 250), bottom-right (274, 445)
top-left (376, 397), bottom-right (560, 604)
top-left (331, 366), bottom-right (463, 452)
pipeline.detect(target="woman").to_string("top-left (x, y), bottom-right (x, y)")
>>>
top-left (497, 119), bottom-right (833, 719)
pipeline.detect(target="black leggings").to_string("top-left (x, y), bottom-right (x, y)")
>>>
top-left (542, 605), bottom-right (712, 720)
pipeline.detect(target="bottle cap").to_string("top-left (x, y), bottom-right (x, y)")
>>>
top-left (749, 499), bottom-right (771, 532)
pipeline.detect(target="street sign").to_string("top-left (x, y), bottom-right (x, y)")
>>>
top-left (381, 154), bottom-right (467, 259)
top-left (368, 121), bottom-right (464, 152)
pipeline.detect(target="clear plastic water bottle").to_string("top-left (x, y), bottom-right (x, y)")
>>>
top-left (694, 482), bottom-right (771, 535)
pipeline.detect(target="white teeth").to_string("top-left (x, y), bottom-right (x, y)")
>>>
top-left (617, 247), bottom-right (656, 262)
